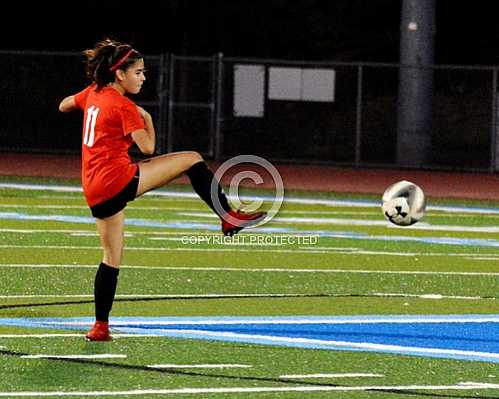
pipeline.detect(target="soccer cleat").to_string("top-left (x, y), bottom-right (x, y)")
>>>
top-left (221, 209), bottom-right (267, 236)
top-left (85, 321), bottom-right (112, 341)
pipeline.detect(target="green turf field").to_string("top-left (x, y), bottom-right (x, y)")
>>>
top-left (0, 178), bottom-right (498, 398)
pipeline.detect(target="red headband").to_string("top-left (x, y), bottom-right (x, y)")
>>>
top-left (109, 49), bottom-right (134, 72)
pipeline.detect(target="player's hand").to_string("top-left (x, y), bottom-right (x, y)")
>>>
top-left (137, 106), bottom-right (151, 120)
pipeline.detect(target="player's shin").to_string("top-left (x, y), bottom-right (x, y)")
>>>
top-left (186, 161), bottom-right (231, 217)
top-left (94, 262), bottom-right (120, 322)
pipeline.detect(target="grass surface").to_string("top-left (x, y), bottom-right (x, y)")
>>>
top-left (0, 179), bottom-right (498, 398)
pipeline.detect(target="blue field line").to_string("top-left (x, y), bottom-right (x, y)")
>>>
top-left (2, 182), bottom-right (499, 215)
top-left (0, 211), bottom-right (288, 234)
top-left (2, 210), bottom-right (499, 248)
top-left (1, 315), bottom-right (498, 363)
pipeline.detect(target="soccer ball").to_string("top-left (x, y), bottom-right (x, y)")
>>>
top-left (382, 180), bottom-right (426, 226)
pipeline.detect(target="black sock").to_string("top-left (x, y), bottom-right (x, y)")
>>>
top-left (186, 161), bottom-right (231, 217)
top-left (94, 262), bottom-right (119, 322)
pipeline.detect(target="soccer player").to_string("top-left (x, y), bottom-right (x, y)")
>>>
top-left (59, 38), bottom-right (266, 341)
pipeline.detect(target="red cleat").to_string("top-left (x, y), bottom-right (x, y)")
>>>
top-left (85, 321), bottom-right (112, 341)
top-left (221, 209), bottom-right (267, 236)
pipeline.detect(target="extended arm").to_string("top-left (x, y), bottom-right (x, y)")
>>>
top-left (59, 95), bottom-right (78, 113)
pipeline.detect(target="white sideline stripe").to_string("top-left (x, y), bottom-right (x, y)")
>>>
top-left (0, 334), bottom-right (160, 338)
top-left (4, 182), bottom-right (499, 215)
top-left (0, 228), bottom-right (405, 240)
top-left (280, 373), bottom-right (384, 379)
top-left (1, 230), bottom-right (499, 260)
top-left (147, 364), bottom-right (251, 369)
top-left (7, 200), bottom-right (496, 217)
top-left (0, 204), bottom-right (200, 212)
top-left (156, 329), bottom-right (499, 361)
top-left (0, 263), bottom-right (497, 276)
top-left (371, 292), bottom-right (484, 300)
top-left (69, 232), bottom-right (135, 238)
top-left (0, 205), bottom-right (88, 209)
top-left (1, 227), bottom-right (497, 243)
top-left (1, 242), bottom-right (499, 260)
top-left (0, 264), bottom-right (97, 269)
top-left (181, 212), bottom-right (499, 233)
top-left (0, 384), bottom-right (498, 396)
top-left (148, 237), bottom-right (301, 246)
top-left (0, 244), bottom-right (332, 255)
top-left (0, 292), bottom-right (487, 301)
top-left (3, 226), bottom-right (499, 258)
top-left (2, 226), bottom-right (499, 260)
top-left (298, 247), bottom-right (497, 260)
top-left (460, 381), bottom-right (499, 387)
top-left (2, 243), bottom-right (499, 262)
top-left (0, 293), bottom-right (294, 299)
top-left (0, 206), bottom-right (396, 217)
top-left (45, 316), bottom-right (499, 327)
top-left (21, 354), bottom-right (126, 359)
top-left (0, 183), bottom-right (84, 193)
top-left (0, 229), bottom-right (198, 235)
top-left (1, 210), bottom-right (499, 232)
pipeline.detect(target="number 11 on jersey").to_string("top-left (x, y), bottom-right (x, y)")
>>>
top-left (83, 106), bottom-right (100, 147)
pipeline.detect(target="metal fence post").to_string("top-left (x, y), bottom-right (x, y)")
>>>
top-left (156, 52), bottom-right (169, 154)
top-left (397, 0), bottom-right (435, 167)
top-left (214, 52), bottom-right (224, 161)
top-left (492, 68), bottom-right (498, 172)
top-left (355, 65), bottom-right (363, 166)
top-left (166, 54), bottom-right (176, 154)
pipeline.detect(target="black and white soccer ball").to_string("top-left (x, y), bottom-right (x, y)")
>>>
top-left (382, 180), bottom-right (426, 226)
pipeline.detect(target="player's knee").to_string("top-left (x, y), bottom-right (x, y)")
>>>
top-left (188, 151), bottom-right (204, 165)
top-left (103, 253), bottom-right (121, 268)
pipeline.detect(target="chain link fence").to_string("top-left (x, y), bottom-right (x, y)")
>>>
top-left (0, 50), bottom-right (497, 171)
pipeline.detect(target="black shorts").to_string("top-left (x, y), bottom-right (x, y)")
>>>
top-left (90, 169), bottom-right (140, 219)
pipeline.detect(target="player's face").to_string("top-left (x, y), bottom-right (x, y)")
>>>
top-left (121, 59), bottom-right (146, 94)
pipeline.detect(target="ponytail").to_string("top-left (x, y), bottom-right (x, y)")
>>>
top-left (83, 38), bottom-right (142, 89)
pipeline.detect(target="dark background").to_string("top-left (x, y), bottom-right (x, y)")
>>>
top-left (1, 0), bottom-right (497, 171)
top-left (4, 0), bottom-right (499, 64)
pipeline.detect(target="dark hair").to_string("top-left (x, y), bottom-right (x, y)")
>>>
top-left (83, 38), bottom-right (142, 89)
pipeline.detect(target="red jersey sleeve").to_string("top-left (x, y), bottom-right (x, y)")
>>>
top-left (74, 85), bottom-right (96, 110)
top-left (119, 100), bottom-right (146, 136)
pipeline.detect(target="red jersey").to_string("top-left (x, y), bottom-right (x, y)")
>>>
top-left (74, 85), bottom-right (145, 207)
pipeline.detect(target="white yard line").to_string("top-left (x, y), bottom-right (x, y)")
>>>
top-left (163, 211), bottom-right (499, 232)
top-left (1, 243), bottom-right (499, 261)
top-left (0, 229), bottom-right (187, 235)
top-left (0, 244), bottom-right (499, 260)
top-left (0, 263), bottom-right (497, 276)
top-left (3, 181), bottom-right (499, 214)
top-left (21, 354), bottom-right (126, 359)
top-left (147, 364), bottom-right (251, 369)
top-left (0, 203), bottom-right (361, 215)
top-left (44, 315), bottom-right (499, 327)
top-left (0, 383), bottom-right (498, 396)
top-left (0, 334), bottom-right (87, 338)
top-left (299, 247), bottom-right (499, 259)
top-left (0, 244), bottom-right (332, 255)
top-left (0, 292), bottom-right (488, 301)
top-left (0, 204), bottom-right (197, 212)
top-left (0, 205), bottom-right (88, 209)
top-left (280, 373), bottom-right (384, 378)
top-left (0, 334), bottom-right (161, 338)
top-left (371, 292), bottom-right (484, 300)
top-left (151, 329), bottom-right (499, 361)
top-left (1, 230), bottom-right (499, 258)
